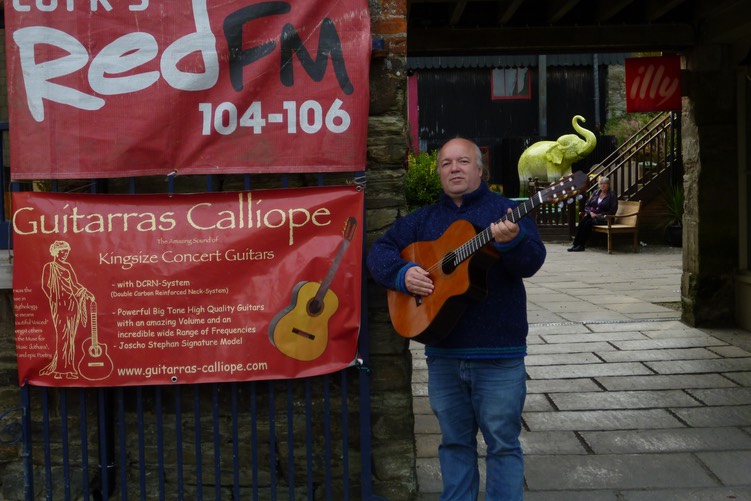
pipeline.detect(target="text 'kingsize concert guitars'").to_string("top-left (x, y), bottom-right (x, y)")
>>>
top-left (387, 172), bottom-right (589, 345)
top-left (269, 216), bottom-right (358, 362)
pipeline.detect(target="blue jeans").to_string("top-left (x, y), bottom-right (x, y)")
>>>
top-left (427, 357), bottom-right (526, 501)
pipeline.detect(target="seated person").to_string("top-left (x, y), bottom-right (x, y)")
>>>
top-left (568, 176), bottom-right (618, 252)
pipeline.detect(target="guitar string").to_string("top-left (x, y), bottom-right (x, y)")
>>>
top-left (420, 178), bottom-right (579, 274)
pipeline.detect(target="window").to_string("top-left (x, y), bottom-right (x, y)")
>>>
top-left (491, 68), bottom-right (531, 100)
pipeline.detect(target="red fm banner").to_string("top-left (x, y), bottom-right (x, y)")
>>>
top-left (12, 186), bottom-right (364, 387)
top-left (4, 0), bottom-right (371, 179)
top-left (625, 56), bottom-right (682, 113)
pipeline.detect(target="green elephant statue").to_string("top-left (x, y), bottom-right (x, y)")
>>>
top-left (518, 115), bottom-right (596, 196)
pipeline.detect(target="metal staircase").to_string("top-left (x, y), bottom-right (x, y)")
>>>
top-left (587, 111), bottom-right (682, 200)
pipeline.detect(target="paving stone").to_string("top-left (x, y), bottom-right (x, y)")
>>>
top-left (527, 341), bottom-right (616, 355)
top-left (414, 413), bottom-right (440, 434)
top-left (597, 348), bottom-right (720, 363)
top-left (526, 352), bottom-right (603, 366)
top-left (525, 453), bottom-right (717, 490)
top-left (524, 409), bottom-right (683, 431)
top-left (645, 358), bottom-right (751, 375)
top-left (642, 328), bottom-right (722, 340)
top-left (526, 362), bottom-right (652, 380)
top-left (577, 294), bottom-right (640, 304)
top-left (581, 427), bottom-right (751, 454)
top-left (528, 323), bottom-right (593, 335)
top-left (549, 390), bottom-right (699, 411)
top-left (696, 450), bottom-right (751, 486)
top-left (520, 430), bottom-right (587, 455)
top-left (605, 302), bottom-right (676, 314)
top-left (559, 311), bottom-right (632, 323)
top-left (539, 332), bottom-right (648, 344)
top-left (686, 387), bottom-right (751, 405)
top-left (585, 320), bottom-right (688, 333)
top-left (724, 371), bottom-right (751, 386)
top-left (525, 490), bottom-right (619, 501)
top-left (621, 486), bottom-right (751, 501)
top-left (708, 345), bottom-right (751, 358)
top-left (526, 378), bottom-right (603, 394)
top-left (596, 374), bottom-right (739, 391)
top-left (611, 337), bottom-right (728, 350)
top-left (538, 301), bottom-right (596, 313)
top-left (671, 405), bottom-right (751, 427)
top-left (524, 394), bottom-right (556, 412)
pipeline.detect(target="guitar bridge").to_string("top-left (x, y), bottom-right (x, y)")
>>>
top-left (292, 327), bottom-right (316, 340)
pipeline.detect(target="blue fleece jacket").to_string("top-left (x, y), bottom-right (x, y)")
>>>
top-left (367, 182), bottom-right (546, 358)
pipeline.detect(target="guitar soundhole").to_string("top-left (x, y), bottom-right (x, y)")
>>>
top-left (307, 299), bottom-right (323, 316)
top-left (441, 252), bottom-right (457, 275)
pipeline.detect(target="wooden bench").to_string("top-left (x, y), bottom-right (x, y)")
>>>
top-left (592, 200), bottom-right (641, 254)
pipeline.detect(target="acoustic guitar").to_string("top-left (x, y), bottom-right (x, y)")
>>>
top-left (387, 172), bottom-right (588, 345)
top-left (78, 300), bottom-right (114, 380)
top-left (269, 217), bottom-right (358, 361)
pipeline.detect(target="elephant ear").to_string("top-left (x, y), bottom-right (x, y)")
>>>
top-left (545, 144), bottom-right (564, 165)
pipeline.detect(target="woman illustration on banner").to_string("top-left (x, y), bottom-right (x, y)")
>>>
top-left (40, 241), bottom-right (94, 380)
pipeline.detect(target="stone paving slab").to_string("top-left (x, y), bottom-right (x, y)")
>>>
top-left (526, 352), bottom-right (603, 366)
top-left (645, 358), bottom-right (751, 374)
top-left (524, 409), bottom-right (683, 431)
top-left (596, 347), bottom-right (720, 363)
top-left (580, 427), bottom-right (751, 454)
top-left (549, 390), bottom-right (699, 410)
top-left (526, 362), bottom-right (653, 379)
top-left (596, 374), bottom-right (741, 391)
top-left (709, 345), bottom-right (751, 357)
top-left (686, 387), bottom-right (751, 405)
top-left (584, 320), bottom-right (688, 332)
top-left (526, 378), bottom-right (603, 394)
top-left (520, 430), bottom-right (587, 454)
top-left (611, 336), bottom-right (728, 350)
top-left (524, 394), bottom-right (556, 412)
top-left (538, 331), bottom-right (648, 344)
top-left (621, 487), bottom-right (751, 501)
top-left (725, 371), bottom-right (751, 385)
top-left (524, 453), bottom-right (718, 490)
top-left (696, 450), bottom-right (751, 486)
top-left (528, 323), bottom-right (594, 335)
top-left (671, 405), bottom-right (751, 427)
top-left (527, 341), bottom-right (616, 354)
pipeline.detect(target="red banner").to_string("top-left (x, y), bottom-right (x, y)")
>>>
top-left (625, 56), bottom-right (682, 113)
top-left (4, 1), bottom-right (371, 179)
top-left (12, 186), bottom-right (364, 386)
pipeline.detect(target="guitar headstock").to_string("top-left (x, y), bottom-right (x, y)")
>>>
top-left (538, 171), bottom-right (589, 204)
top-left (342, 216), bottom-right (358, 242)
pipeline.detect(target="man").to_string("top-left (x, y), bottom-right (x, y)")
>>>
top-left (367, 138), bottom-right (546, 500)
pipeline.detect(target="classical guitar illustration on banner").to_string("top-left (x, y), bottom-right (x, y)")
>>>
top-left (270, 217), bottom-right (358, 361)
top-left (387, 172), bottom-right (589, 345)
top-left (78, 300), bottom-right (114, 381)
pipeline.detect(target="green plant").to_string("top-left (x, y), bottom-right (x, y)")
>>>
top-left (604, 112), bottom-right (659, 146)
top-left (405, 150), bottom-right (441, 209)
top-left (663, 182), bottom-right (684, 226)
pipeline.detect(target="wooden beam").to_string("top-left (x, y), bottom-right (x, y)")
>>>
top-left (596, 0), bottom-right (634, 23)
top-left (548, 0), bottom-right (581, 23)
top-left (645, 0), bottom-right (688, 21)
top-left (407, 24), bottom-right (697, 55)
top-left (700, 0), bottom-right (751, 43)
top-left (498, 0), bottom-right (526, 25)
top-left (450, 0), bottom-right (468, 25)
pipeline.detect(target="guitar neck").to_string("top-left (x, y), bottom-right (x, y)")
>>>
top-left (313, 239), bottom-right (352, 303)
top-left (90, 300), bottom-right (98, 346)
top-left (453, 193), bottom-right (542, 264)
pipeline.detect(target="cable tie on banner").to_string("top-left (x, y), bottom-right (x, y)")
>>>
top-left (166, 169), bottom-right (178, 179)
top-left (354, 357), bottom-right (371, 374)
top-left (350, 175), bottom-right (366, 191)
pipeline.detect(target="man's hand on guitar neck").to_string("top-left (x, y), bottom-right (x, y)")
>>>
top-left (405, 266), bottom-right (434, 297)
top-left (490, 208), bottom-right (520, 243)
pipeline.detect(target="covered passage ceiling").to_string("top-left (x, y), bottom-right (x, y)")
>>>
top-left (407, 0), bottom-right (751, 55)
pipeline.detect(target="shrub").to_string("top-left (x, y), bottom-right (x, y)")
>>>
top-left (405, 150), bottom-right (442, 209)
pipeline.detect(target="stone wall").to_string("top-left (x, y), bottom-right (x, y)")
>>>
top-left (681, 45), bottom-right (739, 326)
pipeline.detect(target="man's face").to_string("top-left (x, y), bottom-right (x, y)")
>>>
top-left (437, 139), bottom-right (483, 204)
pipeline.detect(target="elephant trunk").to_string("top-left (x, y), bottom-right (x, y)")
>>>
top-left (572, 115), bottom-right (596, 157)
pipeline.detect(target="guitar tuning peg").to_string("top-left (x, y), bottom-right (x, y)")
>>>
top-left (576, 194), bottom-right (584, 200)
top-left (567, 198), bottom-right (574, 205)
top-left (558, 202), bottom-right (564, 209)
